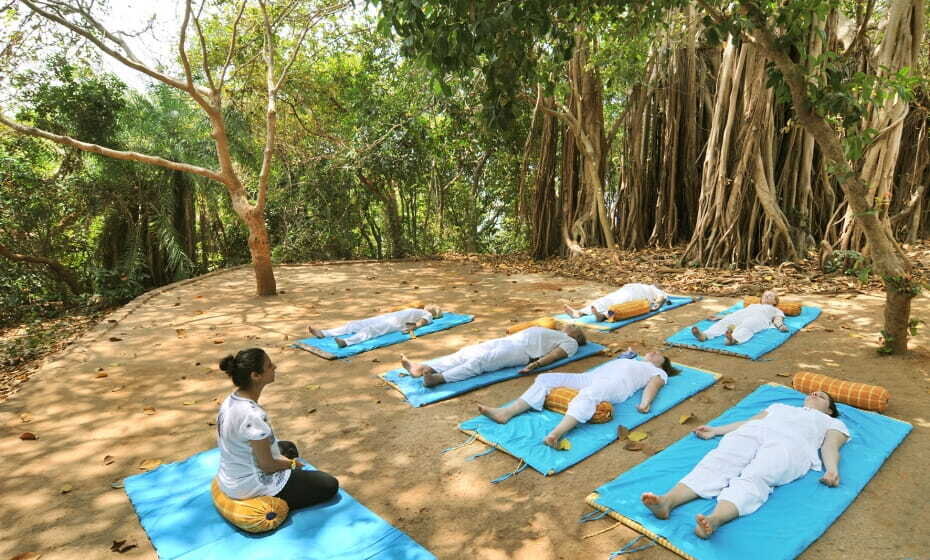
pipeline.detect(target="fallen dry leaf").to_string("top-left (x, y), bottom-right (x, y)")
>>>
top-left (9, 552), bottom-right (41, 560)
top-left (212, 339), bottom-right (224, 344)
top-left (723, 383), bottom-right (736, 390)
top-left (138, 458), bottom-right (162, 471)
top-left (628, 430), bottom-right (649, 442)
top-left (305, 384), bottom-right (321, 391)
top-left (678, 413), bottom-right (696, 424)
top-left (776, 372), bottom-right (791, 377)
top-left (623, 441), bottom-right (644, 451)
top-left (108, 337), bottom-right (122, 342)
top-left (110, 540), bottom-right (137, 553)
top-left (142, 407), bottom-right (156, 415)
top-left (60, 483), bottom-right (73, 494)
top-left (103, 455), bottom-right (115, 465)
top-left (19, 432), bottom-right (37, 440)
top-left (182, 400), bottom-right (196, 406)
top-left (20, 413), bottom-right (33, 423)
top-left (175, 328), bottom-right (186, 338)
top-left (617, 426), bottom-right (630, 440)
top-left (110, 386), bottom-right (124, 392)
top-left (558, 439), bottom-right (572, 451)
top-left (95, 372), bottom-right (108, 378)
top-left (719, 376), bottom-right (736, 384)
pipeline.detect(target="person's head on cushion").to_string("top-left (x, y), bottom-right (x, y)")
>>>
top-left (216, 348), bottom-right (338, 510)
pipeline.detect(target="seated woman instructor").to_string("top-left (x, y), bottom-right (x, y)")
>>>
top-left (216, 348), bottom-right (339, 509)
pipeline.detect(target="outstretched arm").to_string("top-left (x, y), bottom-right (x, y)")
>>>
top-left (401, 318), bottom-right (431, 334)
top-left (637, 376), bottom-right (666, 413)
top-left (773, 315), bottom-right (789, 332)
top-left (819, 429), bottom-right (849, 486)
top-left (693, 410), bottom-right (768, 439)
top-left (519, 347), bottom-right (568, 374)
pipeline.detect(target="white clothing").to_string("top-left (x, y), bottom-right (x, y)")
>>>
top-left (425, 327), bottom-right (578, 383)
top-left (216, 392), bottom-right (290, 500)
top-left (505, 326), bottom-right (579, 359)
top-left (322, 308), bottom-right (433, 345)
top-left (585, 283), bottom-right (668, 314)
top-left (702, 303), bottom-right (785, 343)
top-left (680, 403), bottom-right (850, 516)
top-left (520, 359), bottom-right (668, 423)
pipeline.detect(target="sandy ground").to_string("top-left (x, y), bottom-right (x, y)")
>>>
top-left (1, 260), bottom-right (928, 560)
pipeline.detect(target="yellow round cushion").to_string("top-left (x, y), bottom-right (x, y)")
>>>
top-left (792, 371), bottom-right (890, 412)
top-left (544, 387), bottom-right (613, 423)
top-left (742, 296), bottom-right (802, 316)
top-left (506, 316), bottom-right (559, 335)
top-left (607, 299), bottom-right (651, 322)
top-left (211, 478), bottom-right (289, 533)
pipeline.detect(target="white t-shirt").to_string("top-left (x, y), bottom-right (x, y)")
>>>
top-left (506, 326), bottom-right (579, 359)
top-left (722, 303), bottom-right (785, 331)
top-left (617, 283), bottom-right (667, 302)
top-left (748, 403), bottom-right (850, 471)
top-left (216, 392), bottom-right (290, 499)
top-left (352, 308), bottom-right (432, 332)
top-left (590, 359), bottom-right (668, 402)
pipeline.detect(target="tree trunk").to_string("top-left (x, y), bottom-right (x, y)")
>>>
top-left (0, 242), bottom-right (82, 294)
top-left (530, 96), bottom-right (562, 259)
top-left (241, 206), bottom-right (277, 296)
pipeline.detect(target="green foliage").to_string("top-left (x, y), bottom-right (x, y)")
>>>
top-left (823, 250), bottom-right (872, 283)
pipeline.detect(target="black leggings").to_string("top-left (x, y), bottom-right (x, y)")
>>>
top-left (274, 468), bottom-right (339, 510)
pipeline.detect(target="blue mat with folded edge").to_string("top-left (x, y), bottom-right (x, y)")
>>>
top-left (379, 342), bottom-right (605, 407)
top-left (124, 449), bottom-right (435, 560)
top-left (665, 303), bottom-right (821, 360)
top-left (293, 312), bottom-right (474, 359)
top-left (553, 295), bottom-right (694, 331)
top-left (585, 383), bottom-right (912, 560)
top-left (456, 361), bottom-right (719, 476)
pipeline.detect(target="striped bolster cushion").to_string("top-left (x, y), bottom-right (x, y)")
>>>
top-left (506, 316), bottom-right (559, 335)
top-left (742, 296), bottom-right (803, 316)
top-left (211, 478), bottom-right (289, 533)
top-left (792, 371), bottom-right (890, 412)
top-left (607, 299), bottom-right (651, 322)
top-left (544, 387), bottom-right (613, 423)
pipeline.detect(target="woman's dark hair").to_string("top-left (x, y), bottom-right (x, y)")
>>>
top-left (825, 393), bottom-right (840, 418)
top-left (566, 326), bottom-right (587, 346)
top-left (219, 348), bottom-right (268, 389)
top-left (660, 357), bottom-right (680, 377)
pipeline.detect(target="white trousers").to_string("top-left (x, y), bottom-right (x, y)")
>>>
top-left (701, 309), bottom-right (775, 343)
top-left (680, 427), bottom-right (811, 516)
top-left (425, 340), bottom-right (530, 383)
top-left (586, 293), bottom-right (635, 314)
top-left (322, 317), bottom-right (400, 345)
top-left (519, 371), bottom-right (639, 423)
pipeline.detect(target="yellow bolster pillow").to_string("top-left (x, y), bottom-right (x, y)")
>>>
top-left (742, 296), bottom-right (803, 316)
top-left (211, 478), bottom-right (289, 533)
top-left (607, 299), bottom-right (651, 322)
top-left (544, 387), bottom-right (613, 423)
top-left (506, 316), bottom-right (558, 335)
top-left (792, 371), bottom-right (890, 412)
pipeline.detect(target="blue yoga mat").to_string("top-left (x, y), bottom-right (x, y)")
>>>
top-left (294, 312), bottom-right (474, 359)
top-left (586, 383), bottom-right (911, 560)
top-left (124, 449), bottom-right (435, 560)
top-left (665, 303), bottom-right (821, 360)
top-left (379, 342), bottom-right (605, 407)
top-left (457, 361), bottom-right (719, 476)
top-left (553, 295), bottom-right (694, 331)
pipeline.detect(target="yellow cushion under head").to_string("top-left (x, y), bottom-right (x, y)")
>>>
top-left (792, 371), bottom-right (890, 412)
top-left (544, 387), bottom-right (613, 423)
top-left (506, 316), bottom-right (558, 335)
top-left (211, 478), bottom-right (289, 533)
top-left (742, 296), bottom-right (802, 316)
top-left (607, 299), bottom-right (651, 322)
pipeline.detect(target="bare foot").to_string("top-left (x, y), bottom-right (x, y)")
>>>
top-left (543, 434), bottom-right (560, 449)
top-left (691, 326), bottom-right (706, 341)
top-left (308, 325), bottom-right (325, 338)
top-left (724, 329), bottom-right (737, 346)
top-left (335, 338), bottom-right (347, 348)
top-left (478, 404), bottom-right (510, 424)
top-left (641, 493), bottom-right (670, 520)
top-left (422, 372), bottom-right (444, 388)
top-left (592, 309), bottom-right (607, 322)
top-left (564, 304), bottom-right (581, 318)
top-left (695, 514), bottom-right (717, 539)
top-left (401, 355), bottom-right (429, 377)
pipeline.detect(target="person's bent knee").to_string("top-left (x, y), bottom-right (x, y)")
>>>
top-left (320, 472), bottom-right (340, 501)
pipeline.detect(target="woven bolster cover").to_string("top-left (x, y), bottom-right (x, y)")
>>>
top-left (607, 299), bottom-right (651, 322)
top-left (506, 316), bottom-right (559, 335)
top-left (543, 387), bottom-right (613, 423)
top-left (792, 371), bottom-right (890, 412)
top-left (211, 478), bottom-right (289, 533)
top-left (743, 296), bottom-right (802, 316)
